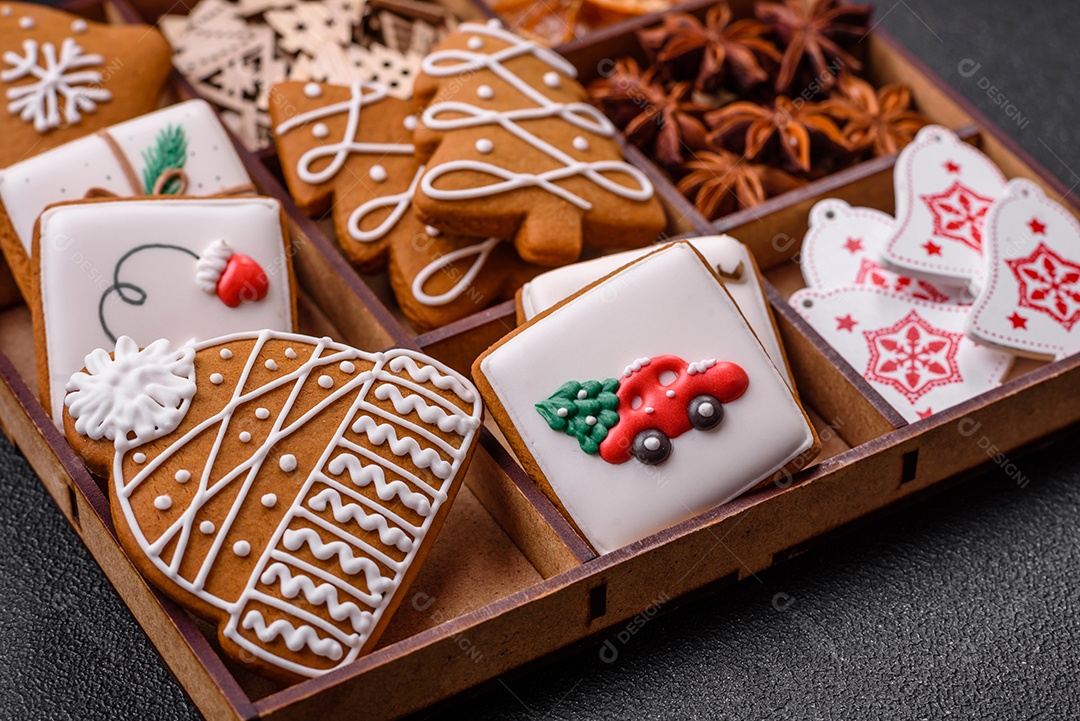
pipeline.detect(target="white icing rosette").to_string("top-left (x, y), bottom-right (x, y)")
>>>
top-left (65, 336), bottom-right (197, 446)
top-left (195, 239), bottom-right (234, 294)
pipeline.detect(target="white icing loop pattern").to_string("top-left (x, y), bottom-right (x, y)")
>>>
top-left (419, 22), bottom-right (653, 211)
top-left (410, 236), bottom-right (502, 308)
top-left (347, 165), bottom-right (423, 243)
top-left (96, 331), bottom-right (481, 679)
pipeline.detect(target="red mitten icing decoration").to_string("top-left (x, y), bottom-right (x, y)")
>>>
top-left (196, 239), bottom-right (269, 307)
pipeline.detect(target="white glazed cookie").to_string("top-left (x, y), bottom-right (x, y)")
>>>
top-left (31, 196), bottom-right (296, 427)
top-left (517, 235), bottom-right (793, 384)
top-left (475, 242), bottom-right (819, 555)
top-left (0, 99), bottom-right (254, 296)
top-left (63, 330), bottom-right (483, 682)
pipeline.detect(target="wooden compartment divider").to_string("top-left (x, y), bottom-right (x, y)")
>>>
top-left (3, 0), bottom-right (1078, 718)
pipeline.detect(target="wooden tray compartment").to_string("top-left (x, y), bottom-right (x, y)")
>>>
top-left (4, 0), bottom-right (1080, 719)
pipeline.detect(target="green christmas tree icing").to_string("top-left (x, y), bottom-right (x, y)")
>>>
top-left (141, 125), bottom-right (188, 195)
top-left (535, 378), bottom-right (620, 455)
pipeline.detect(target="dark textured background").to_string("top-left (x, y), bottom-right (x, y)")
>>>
top-left (2, 1), bottom-right (1079, 719)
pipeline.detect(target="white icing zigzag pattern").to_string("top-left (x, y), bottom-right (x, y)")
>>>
top-left (261, 563), bottom-right (375, 634)
top-left (351, 416), bottom-right (454, 480)
top-left (374, 383), bottom-right (479, 436)
top-left (308, 487), bottom-right (414, 552)
top-left (95, 331), bottom-right (482, 679)
top-left (419, 22), bottom-right (653, 211)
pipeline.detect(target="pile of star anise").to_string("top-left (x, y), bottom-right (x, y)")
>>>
top-left (588, 0), bottom-right (931, 220)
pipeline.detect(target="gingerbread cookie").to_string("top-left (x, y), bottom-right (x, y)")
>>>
top-left (517, 235), bottom-right (793, 384)
top-left (475, 242), bottom-right (819, 554)
top-left (0, 2), bottom-right (172, 167)
top-left (31, 195), bottom-right (297, 426)
top-left (63, 330), bottom-right (483, 681)
top-left (270, 79), bottom-right (545, 329)
top-left (412, 21), bottom-right (667, 267)
top-left (0, 99), bottom-right (255, 298)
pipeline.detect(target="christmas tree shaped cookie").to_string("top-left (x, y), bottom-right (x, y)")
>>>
top-left (0, 2), bottom-right (172, 167)
top-left (412, 21), bottom-right (667, 267)
top-left (63, 330), bottom-right (483, 681)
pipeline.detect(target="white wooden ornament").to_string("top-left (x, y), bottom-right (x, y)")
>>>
top-left (967, 179), bottom-right (1080, 360)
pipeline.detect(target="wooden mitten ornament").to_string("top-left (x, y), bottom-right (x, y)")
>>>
top-left (63, 331), bottom-right (483, 681)
top-left (882, 126), bottom-right (1007, 286)
top-left (412, 20), bottom-right (667, 267)
top-left (801, 198), bottom-right (968, 304)
top-left (790, 286), bottom-right (1012, 422)
top-left (968, 179), bottom-right (1080, 360)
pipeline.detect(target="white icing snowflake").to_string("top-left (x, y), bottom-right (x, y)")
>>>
top-left (2, 38), bottom-right (112, 132)
top-left (65, 337), bottom-right (197, 447)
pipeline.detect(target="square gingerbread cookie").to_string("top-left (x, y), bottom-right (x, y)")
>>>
top-left (475, 242), bottom-right (819, 554)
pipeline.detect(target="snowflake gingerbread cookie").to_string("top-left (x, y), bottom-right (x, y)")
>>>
top-left (0, 2), bottom-right (172, 167)
top-left (63, 330), bottom-right (483, 681)
top-left (475, 242), bottom-right (818, 554)
top-left (412, 20), bottom-right (667, 267)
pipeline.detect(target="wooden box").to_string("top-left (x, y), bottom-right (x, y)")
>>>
top-left (4, 0), bottom-right (1078, 718)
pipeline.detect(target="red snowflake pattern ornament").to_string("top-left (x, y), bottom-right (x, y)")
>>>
top-left (854, 259), bottom-right (950, 302)
top-left (1006, 242), bottom-right (1080, 330)
top-left (920, 181), bottom-right (995, 251)
top-left (863, 310), bottom-right (963, 404)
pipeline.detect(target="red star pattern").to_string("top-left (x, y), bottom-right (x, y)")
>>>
top-left (923, 241), bottom-right (942, 256)
top-left (1007, 242), bottom-right (1080, 330)
top-left (920, 181), bottom-right (995, 251)
top-left (1007, 312), bottom-right (1028, 330)
top-left (944, 161), bottom-right (961, 174)
top-left (836, 314), bottom-right (858, 332)
top-left (843, 237), bottom-right (864, 254)
top-left (863, 310), bottom-right (963, 404)
top-left (854, 259), bottom-right (949, 302)
top-left (917, 408), bottom-right (934, 419)
top-left (1028, 218), bottom-right (1047, 235)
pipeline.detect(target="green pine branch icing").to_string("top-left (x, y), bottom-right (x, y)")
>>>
top-left (535, 378), bottom-right (620, 455)
top-left (141, 125), bottom-right (188, 195)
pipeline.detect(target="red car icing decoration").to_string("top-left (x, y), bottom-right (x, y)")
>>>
top-left (535, 355), bottom-right (749, 465)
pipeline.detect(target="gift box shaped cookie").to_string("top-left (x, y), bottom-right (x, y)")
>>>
top-left (30, 196), bottom-right (296, 426)
top-left (0, 99), bottom-right (254, 296)
top-left (475, 242), bottom-right (819, 554)
top-left (63, 330), bottom-right (483, 681)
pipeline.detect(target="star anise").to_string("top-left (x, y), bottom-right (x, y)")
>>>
top-left (755, 0), bottom-right (872, 94)
top-left (589, 58), bottom-right (709, 167)
top-left (636, 2), bottom-right (780, 92)
top-left (706, 96), bottom-right (849, 174)
top-left (826, 73), bottom-right (930, 157)
top-left (677, 149), bottom-right (804, 219)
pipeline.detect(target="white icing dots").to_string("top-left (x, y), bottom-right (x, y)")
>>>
top-left (18, 16), bottom-right (33, 29)
top-left (71, 18), bottom-right (87, 33)
top-left (475, 138), bottom-right (493, 154)
top-left (403, 114), bottom-right (418, 131)
top-left (477, 84), bottom-right (494, 99)
top-left (200, 520), bottom-right (215, 534)
top-left (318, 375), bottom-right (334, 389)
top-left (573, 136), bottom-right (590, 152)
top-left (312, 122), bottom-right (329, 139)
top-left (425, 225), bottom-right (441, 237)
top-left (239, 431), bottom-right (252, 443)
top-left (577, 389), bottom-right (588, 400)
top-left (369, 165), bottom-right (387, 183)
top-left (219, 348), bottom-right (233, 360)
top-left (543, 72), bottom-right (561, 89)
top-left (285, 348), bottom-right (297, 359)
top-left (174, 470), bottom-right (191, 483)
top-left (467, 36), bottom-right (483, 50)
top-left (644, 436), bottom-right (661, 452)
top-left (340, 361), bottom-right (355, 374)
top-left (557, 408), bottom-right (568, 417)
top-left (154, 495), bottom-right (172, 511)
top-left (210, 372), bottom-right (224, 385)
top-left (303, 82), bottom-right (322, 98)
top-left (586, 415), bottom-right (597, 426)
top-left (0, 7), bottom-right (11, 17)
top-left (233, 541), bottom-right (251, 557)
top-left (666, 389), bottom-right (676, 398)
top-left (255, 407), bottom-right (270, 420)
top-left (265, 359), bottom-right (279, 371)
top-left (261, 493), bottom-right (278, 508)
top-left (132, 452), bottom-right (146, 464)
top-left (279, 454), bottom-right (298, 473)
